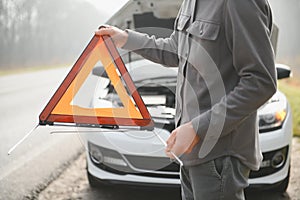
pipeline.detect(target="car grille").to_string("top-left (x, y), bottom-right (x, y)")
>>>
top-left (123, 155), bottom-right (180, 179)
top-left (88, 142), bottom-right (180, 179)
top-left (95, 162), bottom-right (180, 179)
top-left (124, 155), bottom-right (179, 172)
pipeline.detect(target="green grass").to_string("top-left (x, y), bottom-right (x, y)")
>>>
top-left (278, 77), bottom-right (300, 137)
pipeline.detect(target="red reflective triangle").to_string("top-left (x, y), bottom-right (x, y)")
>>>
top-left (39, 35), bottom-right (153, 128)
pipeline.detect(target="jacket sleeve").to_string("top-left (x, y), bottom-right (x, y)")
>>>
top-left (191, 0), bottom-right (277, 140)
top-left (122, 28), bottom-right (179, 67)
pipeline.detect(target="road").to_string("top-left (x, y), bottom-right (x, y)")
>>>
top-left (38, 139), bottom-right (300, 200)
top-left (0, 68), bottom-right (84, 199)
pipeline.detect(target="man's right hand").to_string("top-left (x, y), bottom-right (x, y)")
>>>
top-left (95, 25), bottom-right (128, 48)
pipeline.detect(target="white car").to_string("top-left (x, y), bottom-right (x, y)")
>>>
top-left (84, 0), bottom-right (293, 192)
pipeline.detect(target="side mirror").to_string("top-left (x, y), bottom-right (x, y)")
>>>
top-left (92, 66), bottom-right (108, 78)
top-left (276, 64), bottom-right (292, 80)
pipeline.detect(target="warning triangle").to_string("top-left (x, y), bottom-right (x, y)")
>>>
top-left (39, 35), bottom-right (154, 128)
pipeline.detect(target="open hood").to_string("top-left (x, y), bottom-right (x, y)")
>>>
top-left (106, 0), bottom-right (182, 30)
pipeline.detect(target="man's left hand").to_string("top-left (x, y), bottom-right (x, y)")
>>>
top-left (165, 122), bottom-right (200, 159)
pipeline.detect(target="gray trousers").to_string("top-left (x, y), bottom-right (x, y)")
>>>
top-left (180, 156), bottom-right (250, 200)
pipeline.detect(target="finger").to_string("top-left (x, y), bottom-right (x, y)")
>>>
top-left (166, 140), bottom-right (175, 152)
top-left (166, 130), bottom-right (176, 145)
top-left (166, 131), bottom-right (176, 151)
top-left (98, 24), bottom-right (111, 29)
top-left (95, 27), bottom-right (114, 36)
top-left (170, 135), bottom-right (187, 157)
top-left (171, 143), bottom-right (182, 158)
top-left (165, 132), bottom-right (176, 158)
top-left (165, 149), bottom-right (175, 159)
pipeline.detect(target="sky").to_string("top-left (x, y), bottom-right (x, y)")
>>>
top-left (84, 0), bottom-right (128, 19)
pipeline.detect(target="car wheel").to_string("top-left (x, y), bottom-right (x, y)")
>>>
top-left (86, 161), bottom-right (110, 189)
top-left (273, 166), bottom-right (290, 193)
top-left (87, 169), bottom-right (100, 188)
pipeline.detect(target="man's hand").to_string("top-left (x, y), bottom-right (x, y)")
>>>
top-left (95, 25), bottom-right (128, 48)
top-left (165, 122), bottom-right (200, 159)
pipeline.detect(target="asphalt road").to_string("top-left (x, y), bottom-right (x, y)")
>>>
top-left (0, 68), bottom-right (84, 199)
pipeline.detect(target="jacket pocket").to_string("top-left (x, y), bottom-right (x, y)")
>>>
top-left (187, 20), bottom-right (220, 40)
top-left (177, 14), bottom-right (190, 31)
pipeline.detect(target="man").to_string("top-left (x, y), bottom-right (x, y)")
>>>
top-left (96, 0), bottom-right (277, 199)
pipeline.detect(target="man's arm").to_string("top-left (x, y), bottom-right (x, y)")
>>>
top-left (122, 29), bottom-right (179, 67)
top-left (96, 25), bottom-right (179, 67)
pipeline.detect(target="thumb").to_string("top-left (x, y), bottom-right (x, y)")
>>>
top-left (166, 130), bottom-right (177, 151)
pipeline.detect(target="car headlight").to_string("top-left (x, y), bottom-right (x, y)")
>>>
top-left (258, 92), bottom-right (288, 132)
top-left (259, 109), bottom-right (287, 131)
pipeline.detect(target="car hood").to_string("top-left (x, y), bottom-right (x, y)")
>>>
top-left (106, 0), bottom-right (182, 29)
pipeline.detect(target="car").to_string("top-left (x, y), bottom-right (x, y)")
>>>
top-left (83, 0), bottom-right (293, 192)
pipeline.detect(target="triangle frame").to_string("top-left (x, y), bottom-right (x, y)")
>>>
top-left (39, 35), bottom-right (154, 128)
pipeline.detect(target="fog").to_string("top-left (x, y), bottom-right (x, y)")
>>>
top-left (0, 0), bottom-right (126, 69)
top-left (0, 0), bottom-right (299, 71)
top-left (269, 0), bottom-right (300, 73)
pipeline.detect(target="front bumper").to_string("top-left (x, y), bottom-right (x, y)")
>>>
top-left (85, 107), bottom-right (293, 188)
top-left (87, 144), bottom-right (291, 188)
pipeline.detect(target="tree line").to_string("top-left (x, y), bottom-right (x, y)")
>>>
top-left (0, 0), bottom-right (104, 69)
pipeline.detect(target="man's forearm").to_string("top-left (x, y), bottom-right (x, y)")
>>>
top-left (122, 29), bottom-right (179, 67)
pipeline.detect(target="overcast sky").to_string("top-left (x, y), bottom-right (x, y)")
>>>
top-left (84, 0), bottom-right (128, 20)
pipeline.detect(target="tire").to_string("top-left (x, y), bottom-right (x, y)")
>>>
top-left (87, 170), bottom-right (100, 188)
top-left (273, 166), bottom-right (290, 193)
top-left (86, 161), bottom-right (110, 189)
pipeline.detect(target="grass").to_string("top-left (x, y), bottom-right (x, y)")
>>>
top-left (278, 77), bottom-right (300, 137)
